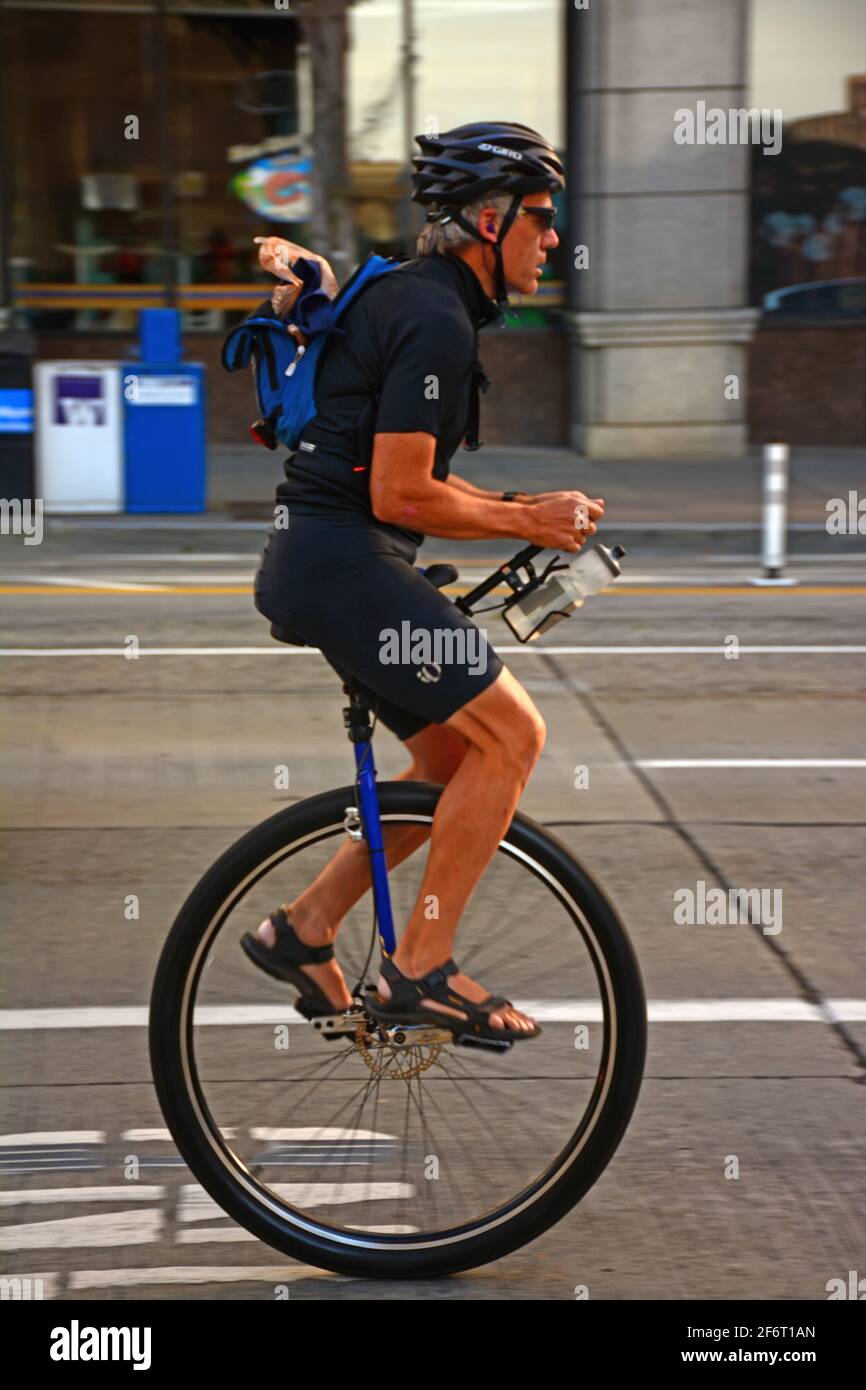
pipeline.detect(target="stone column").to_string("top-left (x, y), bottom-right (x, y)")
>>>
top-left (564, 0), bottom-right (759, 459)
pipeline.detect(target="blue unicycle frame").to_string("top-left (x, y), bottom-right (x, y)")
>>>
top-left (344, 684), bottom-right (398, 955)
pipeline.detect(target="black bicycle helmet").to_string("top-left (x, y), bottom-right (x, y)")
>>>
top-left (411, 121), bottom-right (565, 304)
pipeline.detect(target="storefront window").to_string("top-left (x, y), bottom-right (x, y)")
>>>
top-left (2, 1), bottom-right (301, 331)
top-left (749, 0), bottom-right (866, 311)
top-left (2, 0), bottom-right (564, 331)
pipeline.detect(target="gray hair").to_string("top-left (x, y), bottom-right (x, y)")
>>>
top-left (415, 191), bottom-right (515, 257)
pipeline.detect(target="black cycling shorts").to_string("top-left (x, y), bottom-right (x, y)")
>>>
top-left (253, 513), bottom-right (504, 742)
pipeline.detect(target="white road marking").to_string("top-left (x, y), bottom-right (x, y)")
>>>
top-left (177, 1225), bottom-right (417, 1244)
top-left (346, 1225), bottom-right (417, 1234)
top-left (0, 1132), bottom-right (104, 1146)
top-left (121, 1129), bottom-right (173, 1142)
top-left (2, 1000), bottom-right (865, 1029)
top-left (2, 575), bottom-right (169, 592)
top-left (109, 573), bottom-right (255, 583)
top-left (178, 1182), bottom-right (414, 1224)
top-left (506, 646), bottom-right (866, 655)
top-left (121, 1128), bottom-right (236, 1141)
top-left (13, 549), bottom-right (862, 566)
top-left (716, 554), bottom-right (866, 564)
top-left (178, 1227), bottom-right (254, 1244)
top-left (56, 553), bottom-right (257, 563)
top-left (68, 1264), bottom-right (350, 1290)
top-left (0, 1007), bottom-right (152, 1029)
top-left (638, 759), bottom-right (866, 769)
top-left (0, 1209), bottom-right (162, 1250)
top-left (519, 1000), bottom-right (866, 1022)
top-left (251, 1127), bottom-right (395, 1142)
top-left (0, 568), bottom-right (699, 586)
top-left (6, 572), bottom-right (258, 584)
top-left (0, 647), bottom-right (320, 657)
top-left (0, 1187), bottom-right (164, 1208)
top-left (1, 644), bottom-right (865, 658)
top-left (0, 1271), bottom-right (60, 1299)
top-left (0, 1164), bottom-right (104, 1175)
top-left (0, 1181), bottom-right (416, 1257)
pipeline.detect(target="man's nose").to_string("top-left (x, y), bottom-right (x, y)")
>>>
top-left (543, 227), bottom-right (559, 250)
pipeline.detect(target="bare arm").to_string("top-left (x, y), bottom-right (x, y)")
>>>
top-left (447, 473), bottom-right (520, 502)
top-left (371, 434), bottom-right (603, 552)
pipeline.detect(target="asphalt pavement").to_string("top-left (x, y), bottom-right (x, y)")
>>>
top-left (1, 466), bottom-right (864, 1300)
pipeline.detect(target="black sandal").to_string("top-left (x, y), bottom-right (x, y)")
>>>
top-left (363, 954), bottom-right (541, 1044)
top-left (240, 908), bottom-right (349, 1019)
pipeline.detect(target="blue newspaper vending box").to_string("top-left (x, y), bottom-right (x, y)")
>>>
top-left (122, 310), bottom-right (205, 512)
top-left (0, 345), bottom-right (35, 503)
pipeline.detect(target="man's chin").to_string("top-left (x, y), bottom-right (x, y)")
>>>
top-left (506, 277), bottom-right (540, 297)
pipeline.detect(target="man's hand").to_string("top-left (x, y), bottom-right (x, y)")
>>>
top-left (521, 491), bottom-right (605, 553)
top-left (253, 236), bottom-right (339, 299)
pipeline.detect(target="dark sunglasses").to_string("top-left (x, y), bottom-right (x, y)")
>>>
top-left (517, 205), bottom-right (557, 231)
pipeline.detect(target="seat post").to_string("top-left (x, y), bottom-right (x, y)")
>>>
top-left (342, 679), bottom-right (373, 743)
top-left (341, 680), bottom-right (396, 955)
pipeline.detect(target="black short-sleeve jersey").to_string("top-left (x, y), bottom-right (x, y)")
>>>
top-left (275, 251), bottom-right (502, 543)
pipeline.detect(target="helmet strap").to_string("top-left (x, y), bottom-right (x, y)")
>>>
top-left (491, 193), bottom-right (522, 306)
top-left (439, 192), bottom-right (522, 306)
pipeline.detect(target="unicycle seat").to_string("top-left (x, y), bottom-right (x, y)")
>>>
top-left (419, 563), bottom-right (458, 590)
top-left (270, 622), bottom-right (308, 647)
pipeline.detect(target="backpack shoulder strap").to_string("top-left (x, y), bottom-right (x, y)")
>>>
top-left (462, 323), bottom-right (491, 452)
top-left (221, 300), bottom-right (283, 374)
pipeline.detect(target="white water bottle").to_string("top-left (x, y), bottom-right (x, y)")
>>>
top-left (503, 542), bottom-right (626, 642)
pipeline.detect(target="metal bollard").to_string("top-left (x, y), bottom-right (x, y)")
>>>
top-left (752, 442), bottom-right (797, 587)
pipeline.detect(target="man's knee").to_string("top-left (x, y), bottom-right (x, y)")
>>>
top-left (508, 705), bottom-right (546, 774)
top-left (447, 671), bottom-right (545, 777)
top-left (472, 704), bottom-right (543, 787)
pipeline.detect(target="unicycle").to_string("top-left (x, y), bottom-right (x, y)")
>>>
top-left (149, 546), bottom-right (647, 1278)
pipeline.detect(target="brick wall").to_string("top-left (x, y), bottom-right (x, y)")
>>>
top-left (748, 322), bottom-right (866, 447)
top-left (32, 320), bottom-right (866, 449)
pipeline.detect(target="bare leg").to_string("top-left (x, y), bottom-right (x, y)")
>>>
top-left (374, 668), bottom-right (545, 1033)
top-left (253, 724), bottom-right (470, 1009)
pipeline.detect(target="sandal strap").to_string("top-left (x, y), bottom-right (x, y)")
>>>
top-left (380, 954), bottom-right (458, 986)
top-left (379, 953), bottom-right (459, 1008)
top-left (472, 994), bottom-right (512, 1015)
top-left (379, 954), bottom-right (511, 1016)
top-left (369, 955), bottom-right (534, 1040)
top-left (269, 909), bottom-right (334, 964)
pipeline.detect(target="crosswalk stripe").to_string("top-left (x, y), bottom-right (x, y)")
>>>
top-left (0, 1209), bottom-right (162, 1251)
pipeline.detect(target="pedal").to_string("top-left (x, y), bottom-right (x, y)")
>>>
top-left (386, 1024), bottom-right (454, 1047)
top-left (454, 1033), bottom-right (514, 1053)
top-left (298, 999), bottom-right (365, 1038)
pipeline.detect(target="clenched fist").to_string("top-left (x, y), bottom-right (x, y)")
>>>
top-left (522, 491), bottom-right (605, 552)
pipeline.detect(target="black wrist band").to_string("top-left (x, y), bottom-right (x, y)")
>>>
top-left (501, 491), bottom-right (519, 502)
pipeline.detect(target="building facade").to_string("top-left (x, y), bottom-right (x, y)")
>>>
top-left (1, 0), bottom-right (863, 454)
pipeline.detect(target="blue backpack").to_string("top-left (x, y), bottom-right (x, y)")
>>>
top-left (221, 252), bottom-right (402, 450)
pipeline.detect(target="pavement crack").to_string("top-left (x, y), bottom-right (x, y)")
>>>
top-left (540, 652), bottom-right (866, 1074)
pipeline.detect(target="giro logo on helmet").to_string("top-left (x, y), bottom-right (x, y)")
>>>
top-left (478, 143), bottom-right (523, 159)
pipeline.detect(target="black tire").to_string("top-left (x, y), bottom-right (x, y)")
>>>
top-left (149, 781), bottom-right (646, 1278)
